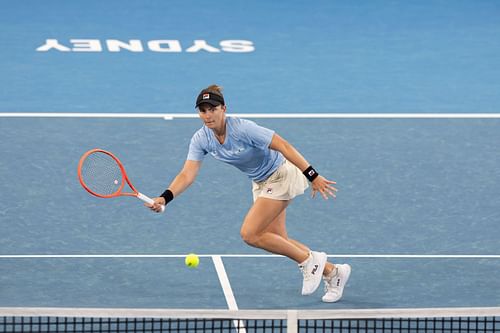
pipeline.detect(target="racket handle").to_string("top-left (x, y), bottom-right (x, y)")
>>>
top-left (137, 192), bottom-right (165, 213)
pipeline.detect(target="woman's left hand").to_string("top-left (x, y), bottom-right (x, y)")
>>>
top-left (311, 176), bottom-right (338, 200)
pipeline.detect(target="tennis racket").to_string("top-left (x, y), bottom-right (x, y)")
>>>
top-left (77, 148), bottom-right (165, 212)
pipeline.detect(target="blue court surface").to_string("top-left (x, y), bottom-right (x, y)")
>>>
top-left (1, 0), bottom-right (500, 314)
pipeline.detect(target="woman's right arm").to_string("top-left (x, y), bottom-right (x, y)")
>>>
top-left (148, 160), bottom-right (202, 212)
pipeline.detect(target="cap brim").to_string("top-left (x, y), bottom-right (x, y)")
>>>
top-left (196, 100), bottom-right (222, 108)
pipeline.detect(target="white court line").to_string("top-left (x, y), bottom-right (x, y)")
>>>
top-left (212, 255), bottom-right (246, 333)
top-left (1, 112), bottom-right (500, 119)
top-left (1, 254), bottom-right (499, 259)
top-left (212, 256), bottom-right (239, 310)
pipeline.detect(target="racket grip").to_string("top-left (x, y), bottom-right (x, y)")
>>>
top-left (137, 192), bottom-right (165, 213)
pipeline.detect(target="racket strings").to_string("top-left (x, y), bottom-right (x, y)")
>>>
top-left (80, 152), bottom-right (124, 196)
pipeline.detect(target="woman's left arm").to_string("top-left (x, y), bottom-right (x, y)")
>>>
top-left (269, 133), bottom-right (338, 200)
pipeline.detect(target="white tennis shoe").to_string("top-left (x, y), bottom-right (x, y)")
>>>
top-left (322, 263), bottom-right (351, 303)
top-left (299, 251), bottom-right (327, 295)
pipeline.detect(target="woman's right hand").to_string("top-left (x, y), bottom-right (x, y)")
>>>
top-left (145, 197), bottom-right (166, 213)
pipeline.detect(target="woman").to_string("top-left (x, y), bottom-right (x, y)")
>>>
top-left (147, 85), bottom-right (350, 302)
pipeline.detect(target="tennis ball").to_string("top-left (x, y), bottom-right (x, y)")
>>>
top-left (185, 253), bottom-right (199, 268)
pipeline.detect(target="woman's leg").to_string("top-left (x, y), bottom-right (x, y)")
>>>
top-left (240, 197), bottom-right (309, 263)
top-left (263, 208), bottom-right (335, 276)
top-left (241, 197), bottom-right (334, 295)
top-left (263, 208), bottom-right (309, 251)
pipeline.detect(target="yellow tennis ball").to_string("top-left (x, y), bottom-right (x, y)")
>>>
top-left (185, 253), bottom-right (199, 268)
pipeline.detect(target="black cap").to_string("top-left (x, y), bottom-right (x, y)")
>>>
top-left (195, 90), bottom-right (225, 108)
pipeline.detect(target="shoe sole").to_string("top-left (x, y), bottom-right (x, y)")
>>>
top-left (322, 264), bottom-right (351, 303)
top-left (301, 252), bottom-right (327, 296)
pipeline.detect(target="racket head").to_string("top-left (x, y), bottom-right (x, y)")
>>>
top-left (77, 149), bottom-right (137, 198)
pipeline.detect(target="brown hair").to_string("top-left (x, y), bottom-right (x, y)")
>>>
top-left (203, 84), bottom-right (223, 96)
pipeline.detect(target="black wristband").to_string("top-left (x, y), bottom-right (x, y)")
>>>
top-left (303, 166), bottom-right (319, 182)
top-left (160, 189), bottom-right (174, 205)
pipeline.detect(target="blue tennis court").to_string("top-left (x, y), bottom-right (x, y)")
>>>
top-left (1, 0), bottom-right (500, 319)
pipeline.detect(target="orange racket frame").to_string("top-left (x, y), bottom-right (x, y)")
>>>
top-left (77, 149), bottom-right (164, 212)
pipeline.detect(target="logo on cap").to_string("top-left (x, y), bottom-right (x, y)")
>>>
top-left (202, 93), bottom-right (210, 100)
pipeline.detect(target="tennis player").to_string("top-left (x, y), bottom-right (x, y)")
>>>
top-left (147, 85), bottom-right (350, 302)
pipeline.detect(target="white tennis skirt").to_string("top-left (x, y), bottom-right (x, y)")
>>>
top-left (252, 159), bottom-right (309, 201)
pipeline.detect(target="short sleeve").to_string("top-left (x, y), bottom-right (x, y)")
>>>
top-left (186, 130), bottom-right (208, 161)
top-left (240, 119), bottom-right (275, 149)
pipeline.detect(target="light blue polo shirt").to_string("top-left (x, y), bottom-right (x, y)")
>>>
top-left (187, 117), bottom-right (284, 182)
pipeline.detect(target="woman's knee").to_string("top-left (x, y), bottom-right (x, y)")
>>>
top-left (240, 225), bottom-right (260, 247)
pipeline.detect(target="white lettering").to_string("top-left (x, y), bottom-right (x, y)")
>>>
top-left (107, 39), bottom-right (143, 52)
top-left (36, 39), bottom-right (71, 52)
top-left (148, 40), bottom-right (182, 52)
top-left (220, 40), bottom-right (255, 53)
top-left (37, 39), bottom-right (255, 53)
top-left (185, 40), bottom-right (220, 53)
top-left (71, 39), bottom-right (102, 52)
